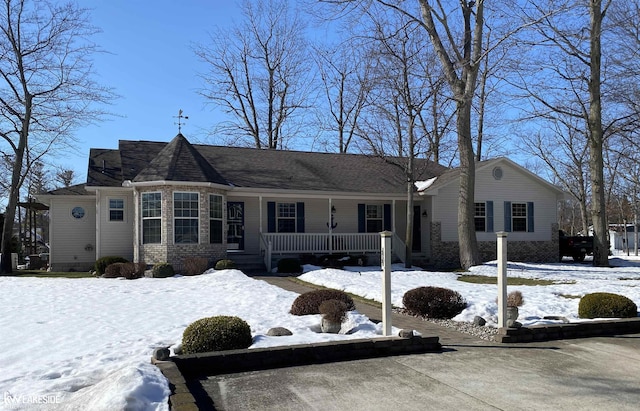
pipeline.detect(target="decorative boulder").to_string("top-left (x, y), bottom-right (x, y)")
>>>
top-left (266, 327), bottom-right (293, 336)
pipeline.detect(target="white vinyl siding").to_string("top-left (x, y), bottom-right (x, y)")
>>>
top-left (432, 161), bottom-right (558, 242)
top-left (99, 191), bottom-right (134, 260)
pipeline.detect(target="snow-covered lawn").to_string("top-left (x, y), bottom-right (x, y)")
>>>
top-left (1, 257), bottom-right (639, 410)
top-left (0, 269), bottom-right (383, 411)
top-left (300, 257), bottom-right (640, 326)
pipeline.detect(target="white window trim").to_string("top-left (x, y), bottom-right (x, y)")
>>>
top-left (108, 197), bottom-right (125, 223)
top-left (209, 194), bottom-right (223, 244)
top-left (141, 192), bottom-right (162, 244)
top-left (277, 202), bottom-right (297, 233)
top-left (174, 191), bottom-right (200, 244)
top-left (475, 202), bottom-right (486, 232)
top-left (512, 202), bottom-right (528, 232)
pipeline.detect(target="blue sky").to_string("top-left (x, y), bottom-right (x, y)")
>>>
top-left (62, 1), bottom-right (243, 182)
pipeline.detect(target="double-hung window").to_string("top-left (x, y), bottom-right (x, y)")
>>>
top-left (142, 192), bottom-right (162, 244)
top-left (174, 192), bottom-right (199, 244)
top-left (366, 205), bottom-right (383, 233)
top-left (109, 199), bottom-right (124, 222)
top-left (512, 203), bottom-right (528, 232)
top-left (209, 194), bottom-right (223, 243)
top-left (474, 202), bottom-right (486, 232)
top-left (277, 202), bottom-right (296, 233)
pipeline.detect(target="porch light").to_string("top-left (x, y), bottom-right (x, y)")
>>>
top-left (422, 210), bottom-right (428, 217)
top-left (331, 205), bottom-right (336, 214)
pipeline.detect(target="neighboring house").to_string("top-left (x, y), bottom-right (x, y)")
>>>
top-left (37, 134), bottom-right (564, 272)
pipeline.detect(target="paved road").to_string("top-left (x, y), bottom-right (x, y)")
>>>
top-left (193, 277), bottom-right (640, 410)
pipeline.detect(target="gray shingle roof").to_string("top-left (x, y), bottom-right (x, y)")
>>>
top-left (87, 135), bottom-right (448, 194)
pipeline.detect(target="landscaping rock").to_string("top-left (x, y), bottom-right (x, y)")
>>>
top-left (398, 329), bottom-right (415, 338)
top-left (144, 269), bottom-right (154, 278)
top-left (473, 316), bottom-right (487, 326)
top-left (266, 327), bottom-right (293, 336)
top-left (153, 347), bottom-right (170, 361)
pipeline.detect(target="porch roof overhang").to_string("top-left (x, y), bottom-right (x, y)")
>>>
top-left (226, 186), bottom-right (424, 201)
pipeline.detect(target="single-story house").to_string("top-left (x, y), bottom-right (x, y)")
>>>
top-left (37, 133), bottom-right (564, 272)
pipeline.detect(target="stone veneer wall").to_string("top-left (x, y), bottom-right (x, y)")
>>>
top-left (430, 222), bottom-right (559, 269)
top-left (139, 185), bottom-right (228, 272)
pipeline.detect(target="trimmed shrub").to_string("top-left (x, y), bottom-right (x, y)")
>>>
top-left (103, 262), bottom-right (145, 279)
top-left (215, 259), bottom-right (236, 270)
top-left (182, 316), bottom-right (253, 354)
top-left (403, 286), bottom-right (467, 319)
top-left (152, 262), bottom-right (175, 278)
top-left (95, 256), bottom-right (128, 275)
top-left (290, 289), bottom-right (355, 316)
top-left (578, 292), bottom-right (638, 319)
top-left (183, 257), bottom-right (209, 276)
top-left (319, 299), bottom-right (348, 323)
top-left (277, 258), bottom-right (302, 274)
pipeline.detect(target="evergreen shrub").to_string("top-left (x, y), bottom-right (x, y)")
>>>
top-left (578, 292), bottom-right (637, 319)
top-left (403, 286), bottom-right (467, 319)
top-left (182, 316), bottom-right (253, 354)
top-left (277, 258), bottom-right (302, 274)
top-left (152, 262), bottom-right (175, 278)
top-left (215, 259), bottom-right (236, 270)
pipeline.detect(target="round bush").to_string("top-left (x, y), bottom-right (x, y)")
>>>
top-left (215, 259), bottom-right (236, 270)
top-left (182, 316), bottom-right (253, 354)
top-left (290, 289), bottom-right (356, 316)
top-left (95, 256), bottom-right (128, 275)
top-left (152, 262), bottom-right (175, 278)
top-left (403, 286), bottom-right (467, 319)
top-left (578, 292), bottom-right (638, 319)
top-left (277, 258), bottom-right (302, 274)
top-left (319, 299), bottom-right (348, 323)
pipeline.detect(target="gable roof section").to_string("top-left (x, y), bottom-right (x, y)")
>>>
top-left (87, 135), bottom-right (448, 195)
top-left (419, 157), bottom-right (565, 196)
top-left (133, 134), bottom-right (228, 185)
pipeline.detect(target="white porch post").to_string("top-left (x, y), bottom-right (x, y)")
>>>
top-left (497, 231), bottom-right (508, 328)
top-left (259, 196), bottom-right (263, 233)
top-left (381, 231), bottom-right (393, 336)
top-left (328, 198), bottom-right (333, 254)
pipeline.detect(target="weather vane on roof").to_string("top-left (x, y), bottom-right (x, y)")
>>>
top-left (174, 109), bottom-right (188, 133)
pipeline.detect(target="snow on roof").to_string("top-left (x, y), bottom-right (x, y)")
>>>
top-left (414, 177), bottom-right (437, 192)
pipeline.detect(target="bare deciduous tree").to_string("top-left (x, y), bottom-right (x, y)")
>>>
top-left (195, 0), bottom-right (312, 149)
top-left (0, 0), bottom-right (113, 274)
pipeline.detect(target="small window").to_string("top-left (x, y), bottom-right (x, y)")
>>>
top-left (512, 203), bottom-right (527, 232)
top-left (277, 202), bottom-right (296, 233)
top-left (142, 192), bottom-right (162, 244)
top-left (366, 205), bottom-right (383, 233)
top-left (209, 194), bottom-right (223, 244)
top-left (474, 202), bottom-right (486, 232)
top-left (109, 199), bottom-right (124, 221)
top-left (174, 192), bottom-right (199, 244)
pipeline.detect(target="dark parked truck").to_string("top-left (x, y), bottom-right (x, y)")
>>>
top-left (559, 230), bottom-right (594, 262)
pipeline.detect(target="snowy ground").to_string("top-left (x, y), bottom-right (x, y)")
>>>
top-left (1, 258), bottom-right (639, 410)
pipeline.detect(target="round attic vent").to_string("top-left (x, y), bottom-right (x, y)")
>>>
top-left (492, 166), bottom-right (503, 180)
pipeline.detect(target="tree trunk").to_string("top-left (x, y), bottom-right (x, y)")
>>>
top-left (457, 97), bottom-right (480, 269)
top-left (588, 1), bottom-right (609, 267)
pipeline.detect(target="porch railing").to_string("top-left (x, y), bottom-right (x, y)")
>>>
top-left (261, 233), bottom-right (381, 254)
top-left (259, 232), bottom-right (406, 264)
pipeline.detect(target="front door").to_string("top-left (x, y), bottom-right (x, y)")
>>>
top-left (227, 202), bottom-right (244, 251)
